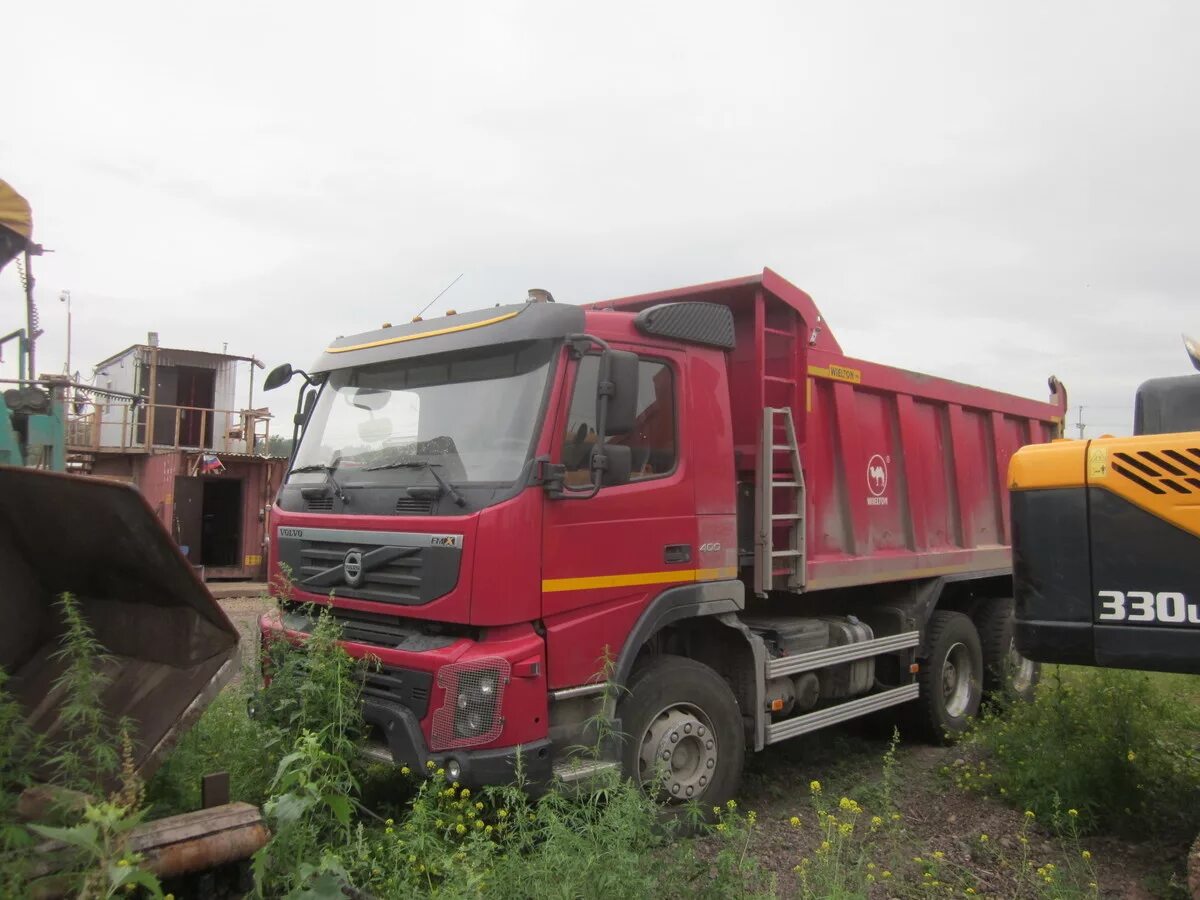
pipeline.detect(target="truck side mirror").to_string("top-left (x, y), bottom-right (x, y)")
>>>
top-left (1184, 334), bottom-right (1200, 373)
top-left (264, 363), bottom-right (296, 391)
top-left (593, 443), bottom-right (632, 486)
top-left (602, 350), bottom-right (639, 436)
top-left (295, 388), bottom-right (317, 427)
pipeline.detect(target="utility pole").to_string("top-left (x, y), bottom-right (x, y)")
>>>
top-left (1076, 405), bottom-right (1085, 439)
top-left (60, 290), bottom-right (72, 378)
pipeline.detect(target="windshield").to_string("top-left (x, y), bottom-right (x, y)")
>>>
top-left (289, 340), bottom-right (556, 486)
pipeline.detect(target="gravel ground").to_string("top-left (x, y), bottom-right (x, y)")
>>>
top-left (217, 593), bottom-right (274, 679)
top-left (717, 725), bottom-right (1182, 898)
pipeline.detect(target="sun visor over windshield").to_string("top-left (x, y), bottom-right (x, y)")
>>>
top-left (310, 302), bottom-right (586, 374)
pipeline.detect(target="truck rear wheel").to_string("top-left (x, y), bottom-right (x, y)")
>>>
top-left (915, 611), bottom-right (983, 743)
top-left (976, 598), bottom-right (1040, 702)
top-left (618, 655), bottom-right (744, 812)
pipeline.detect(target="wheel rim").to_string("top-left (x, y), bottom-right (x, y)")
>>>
top-left (941, 641), bottom-right (976, 718)
top-left (637, 703), bottom-right (719, 802)
top-left (1007, 638), bottom-right (1036, 693)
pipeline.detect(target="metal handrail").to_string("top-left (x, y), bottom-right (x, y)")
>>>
top-left (66, 401), bottom-right (271, 455)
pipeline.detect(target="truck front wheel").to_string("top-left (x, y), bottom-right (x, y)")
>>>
top-left (618, 655), bottom-right (744, 811)
top-left (915, 611), bottom-right (983, 742)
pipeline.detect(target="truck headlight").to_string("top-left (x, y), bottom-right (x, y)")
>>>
top-left (431, 658), bottom-right (510, 750)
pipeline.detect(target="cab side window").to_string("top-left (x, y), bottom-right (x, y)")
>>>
top-left (561, 355), bottom-right (676, 483)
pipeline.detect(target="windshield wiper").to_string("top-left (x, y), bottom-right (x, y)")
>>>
top-left (363, 460), bottom-right (466, 507)
top-left (290, 461), bottom-right (349, 504)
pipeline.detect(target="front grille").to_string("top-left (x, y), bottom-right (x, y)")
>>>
top-left (395, 497), bottom-right (435, 515)
top-left (299, 540), bottom-right (424, 604)
top-left (361, 665), bottom-right (433, 719)
top-left (305, 496), bottom-right (334, 512)
top-left (1112, 448), bottom-right (1200, 496)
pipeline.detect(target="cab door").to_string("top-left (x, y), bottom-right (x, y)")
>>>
top-left (540, 346), bottom-right (697, 688)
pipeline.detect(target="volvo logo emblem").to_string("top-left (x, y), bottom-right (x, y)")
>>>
top-left (343, 548), bottom-right (365, 588)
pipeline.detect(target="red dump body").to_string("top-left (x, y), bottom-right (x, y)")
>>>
top-left (594, 268), bottom-right (1066, 592)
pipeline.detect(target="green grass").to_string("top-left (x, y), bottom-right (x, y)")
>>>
top-left (145, 686), bottom-right (278, 816)
top-left (964, 665), bottom-right (1200, 838)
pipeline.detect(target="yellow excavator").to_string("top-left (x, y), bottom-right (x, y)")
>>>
top-left (1009, 337), bottom-right (1200, 675)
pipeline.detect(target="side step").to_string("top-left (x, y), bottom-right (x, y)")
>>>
top-left (766, 684), bottom-right (920, 745)
top-left (766, 630), bottom-right (920, 679)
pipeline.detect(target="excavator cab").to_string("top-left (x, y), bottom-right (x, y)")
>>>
top-left (1132, 336), bottom-right (1200, 436)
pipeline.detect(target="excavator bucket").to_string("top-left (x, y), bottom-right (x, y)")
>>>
top-left (0, 466), bottom-right (241, 788)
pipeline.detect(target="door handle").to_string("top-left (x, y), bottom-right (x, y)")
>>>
top-left (663, 544), bottom-right (692, 564)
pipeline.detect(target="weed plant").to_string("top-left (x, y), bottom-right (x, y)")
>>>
top-left (964, 666), bottom-right (1200, 837)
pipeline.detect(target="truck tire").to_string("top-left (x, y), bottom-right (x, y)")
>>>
top-left (914, 611), bottom-right (983, 743)
top-left (975, 598), bottom-right (1039, 703)
top-left (618, 654), bottom-right (744, 812)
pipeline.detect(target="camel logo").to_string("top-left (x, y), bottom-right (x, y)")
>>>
top-left (867, 454), bottom-right (889, 506)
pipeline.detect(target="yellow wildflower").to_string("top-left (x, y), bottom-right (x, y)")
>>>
top-left (1024, 810), bottom-right (1035, 819)
top-left (461, 788), bottom-right (471, 799)
top-left (426, 759), bottom-right (436, 769)
top-left (979, 834), bottom-right (989, 843)
top-left (789, 816), bottom-right (801, 827)
top-left (475, 819), bottom-right (484, 829)
top-left (475, 801), bottom-right (484, 811)
top-left (726, 799), bottom-right (737, 810)
top-left (1127, 750), bottom-right (1136, 762)
top-left (809, 780), bottom-right (822, 793)
top-left (1081, 850), bottom-right (1091, 860)
top-left (436, 768), bottom-right (445, 776)
top-left (497, 808), bottom-right (508, 818)
top-left (400, 766), bottom-right (410, 775)
top-left (1068, 808), bottom-right (1078, 817)
top-left (932, 850), bottom-right (945, 860)
top-left (870, 815), bottom-right (883, 827)
top-left (716, 823), bottom-right (727, 833)
top-left (455, 823), bottom-right (466, 834)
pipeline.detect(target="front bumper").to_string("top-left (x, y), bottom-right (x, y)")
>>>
top-left (363, 697), bottom-right (553, 788)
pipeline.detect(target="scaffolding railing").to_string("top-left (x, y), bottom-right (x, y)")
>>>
top-left (67, 401), bottom-right (272, 455)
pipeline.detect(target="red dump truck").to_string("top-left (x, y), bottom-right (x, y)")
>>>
top-left (260, 268), bottom-right (1066, 807)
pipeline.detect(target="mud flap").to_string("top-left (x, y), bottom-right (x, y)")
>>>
top-left (0, 466), bottom-right (241, 788)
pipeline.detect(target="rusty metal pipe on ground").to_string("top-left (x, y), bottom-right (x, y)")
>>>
top-left (18, 802), bottom-right (269, 892)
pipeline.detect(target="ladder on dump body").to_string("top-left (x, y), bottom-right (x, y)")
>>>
top-left (754, 406), bottom-right (806, 595)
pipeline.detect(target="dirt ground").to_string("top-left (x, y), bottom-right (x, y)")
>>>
top-left (729, 726), bottom-right (1188, 898)
top-left (218, 593), bottom-right (273, 677)
top-left (215, 592), bottom-right (1190, 897)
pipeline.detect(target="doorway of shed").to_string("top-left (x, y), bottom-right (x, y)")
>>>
top-left (201, 478), bottom-right (242, 568)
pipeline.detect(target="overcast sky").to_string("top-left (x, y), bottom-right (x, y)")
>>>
top-left (4, 1), bottom-right (1197, 436)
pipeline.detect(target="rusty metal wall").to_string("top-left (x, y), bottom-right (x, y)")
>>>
top-left (137, 451), bottom-right (184, 533)
top-left (94, 451), bottom-right (281, 580)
